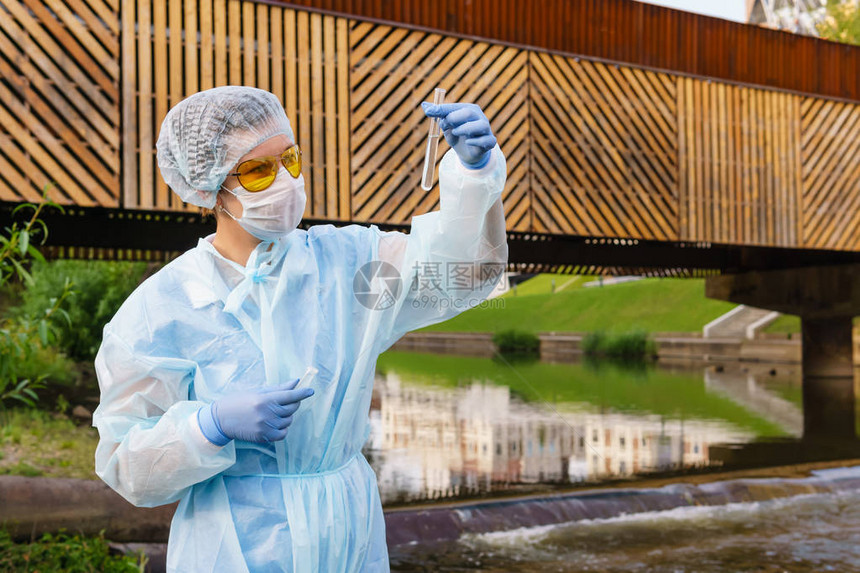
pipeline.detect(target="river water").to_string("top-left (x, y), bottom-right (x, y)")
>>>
top-left (368, 351), bottom-right (860, 571)
top-left (365, 352), bottom-right (807, 504)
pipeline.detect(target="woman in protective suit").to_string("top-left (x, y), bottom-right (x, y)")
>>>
top-left (93, 85), bottom-right (508, 572)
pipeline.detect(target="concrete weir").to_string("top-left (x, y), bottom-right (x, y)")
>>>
top-left (384, 462), bottom-right (860, 546)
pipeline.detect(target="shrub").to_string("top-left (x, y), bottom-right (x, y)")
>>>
top-left (582, 329), bottom-right (656, 360)
top-left (0, 192), bottom-right (75, 410)
top-left (492, 329), bottom-right (540, 357)
top-left (581, 330), bottom-right (608, 355)
top-left (0, 529), bottom-right (146, 572)
top-left (16, 260), bottom-right (148, 362)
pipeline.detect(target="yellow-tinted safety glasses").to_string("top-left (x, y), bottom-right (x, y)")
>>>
top-left (228, 145), bottom-right (302, 192)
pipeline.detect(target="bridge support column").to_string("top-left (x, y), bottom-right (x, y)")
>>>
top-left (801, 316), bottom-right (855, 438)
top-left (706, 264), bottom-right (860, 439)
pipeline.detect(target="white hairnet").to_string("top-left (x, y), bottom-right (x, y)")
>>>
top-left (156, 86), bottom-right (295, 208)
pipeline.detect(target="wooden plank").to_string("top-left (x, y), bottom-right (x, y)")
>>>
top-left (121, 0), bottom-right (137, 208)
top-left (26, 0), bottom-right (117, 92)
top-left (802, 99), bottom-right (839, 153)
top-left (803, 102), bottom-right (844, 187)
top-left (271, 8), bottom-right (284, 101)
top-left (185, 0), bottom-right (198, 94)
top-left (717, 82), bottom-right (727, 243)
top-left (349, 24), bottom-right (394, 70)
top-left (200, 0), bottom-right (214, 91)
top-left (311, 12), bottom-right (324, 215)
top-left (324, 15), bottom-right (338, 217)
top-left (832, 144), bottom-right (860, 249)
top-left (806, 108), bottom-right (860, 247)
top-left (257, 3), bottom-right (269, 90)
top-left (297, 10), bottom-right (311, 207)
top-left (794, 97), bottom-right (804, 247)
top-left (790, 96), bottom-right (800, 246)
top-left (351, 29), bottom-right (426, 127)
top-left (800, 96), bottom-right (821, 128)
top-left (741, 88), bottom-right (752, 244)
top-left (337, 17), bottom-right (350, 220)
top-left (83, 0), bottom-right (121, 37)
top-left (350, 39), bottom-right (464, 201)
top-left (351, 27), bottom-right (414, 100)
top-left (228, 0), bottom-right (241, 84)
top-left (719, 82), bottom-right (727, 244)
top-left (214, 0), bottom-right (227, 86)
top-left (811, 120), bottom-right (860, 248)
top-left (543, 58), bottom-right (634, 236)
top-left (677, 77), bottom-right (687, 239)
top-left (693, 78), bottom-right (703, 240)
top-left (351, 34), bottom-right (442, 146)
top-left (804, 104), bottom-right (855, 202)
top-left (611, 67), bottom-right (676, 163)
top-left (0, 6), bottom-right (118, 143)
top-left (748, 88), bottom-right (758, 244)
top-left (580, 62), bottom-right (674, 238)
top-left (0, 100), bottom-right (107, 205)
top-left (351, 32), bottom-right (464, 220)
top-left (48, 0), bottom-right (119, 72)
top-left (0, 162), bottom-right (36, 202)
top-left (685, 78), bottom-right (696, 239)
top-left (732, 85), bottom-right (743, 245)
top-left (528, 58), bottom-right (626, 236)
top-left (531, 141), bottom-right (593, 234)
top-left (754, 89), bottom-right (765, 244)
top-left (351, 35), bottom-right (461, 155)
top-left (0, 80), bottom-right (119, 200)
top-left (169, 0), bottom-right (183, 103)
top-left (764, 90), bottom-right (774, 245)
top-left (348, 20), bottom-right (373, 49)
top-left (626, 68), bottom-right (676, 146)
top-left (0, 43), bottom-right (116, 161)
top-left (285, 8), bottom-right (298, 125)
top-left (243, 1), bottom-right (255, 85)
top-left (776, 93), bottom-right (787, 245)
top-left (588, 63), bottom-right (676, 197)
top-left (139, 0), bottom-right (154, 209)
top-left (0, 133), bottom-right (52, 202)
top-left (701, 79), bottom-right (711, 241)
top-left (154, 0), bottom-right (169, 208)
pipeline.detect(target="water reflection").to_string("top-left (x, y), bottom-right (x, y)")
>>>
top-left (363, 353), bottom-right (802, 504)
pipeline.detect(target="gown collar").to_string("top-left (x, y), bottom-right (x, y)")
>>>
top-left (196, 234), bottom-right (289, 314)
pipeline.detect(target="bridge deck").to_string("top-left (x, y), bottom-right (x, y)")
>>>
top-left (1, 0), bottom-right (859, 262)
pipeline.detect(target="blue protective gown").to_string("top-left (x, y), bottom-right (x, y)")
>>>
top-left (93, 146), bottom-right (507, 572)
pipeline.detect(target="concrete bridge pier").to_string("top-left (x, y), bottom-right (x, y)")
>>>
top-left (801, 316), bottom-right (855, 438)
top-left (706, 264), bottom-right (860, 439)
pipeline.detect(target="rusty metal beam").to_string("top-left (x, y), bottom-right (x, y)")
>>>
top-left (271, 0), bottom-right (860, 103)
top-left (5, 203), bottom-right (860, 276)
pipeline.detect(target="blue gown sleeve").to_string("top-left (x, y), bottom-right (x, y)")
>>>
top-left (370, 143), bottom-right (508, 353)
top-left (92, 308), bottom-right (237, 508)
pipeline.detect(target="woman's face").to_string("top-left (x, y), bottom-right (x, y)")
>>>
top-left (217, 134), bottom-right (294, 218)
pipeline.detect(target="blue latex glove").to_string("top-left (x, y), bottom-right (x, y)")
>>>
top-left (421, 102), bottom-right (497, 169)
top-left (197, 378), bottom-right (314, 445)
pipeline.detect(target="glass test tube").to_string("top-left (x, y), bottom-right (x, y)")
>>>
top-left (298, 366), bottom-right (318, 387)
top-left (421, 88), bottom-right (446, 191)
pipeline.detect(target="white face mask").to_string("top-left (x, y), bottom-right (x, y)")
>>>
top-left (219, 167), bottom-right (306, 241)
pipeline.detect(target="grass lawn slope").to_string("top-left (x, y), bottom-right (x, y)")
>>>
top-left (421, 277), bottom-right (738, 334)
